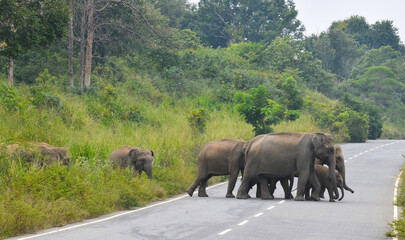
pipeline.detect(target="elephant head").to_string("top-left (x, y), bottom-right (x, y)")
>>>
top-left (312, 133), bottom-right (339, 199)
top-left (129, 148), bottom-right (154, 179)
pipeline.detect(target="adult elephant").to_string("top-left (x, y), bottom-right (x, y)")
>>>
top-left (187, 139), bottom-right (247, 198)
top-left (315, 145), bottom-right (354, 194)
top-left (237, 133), bottom-right (339, 201)
top-left (110, 146), bottom-right (154, 179)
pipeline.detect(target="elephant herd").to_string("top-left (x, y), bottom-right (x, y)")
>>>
top-left (3, 132), bottom-right (355, 202)
top-left (2, 142), bottom-right (154, 179)
top-left (187, 133), bottom-right (354, 202)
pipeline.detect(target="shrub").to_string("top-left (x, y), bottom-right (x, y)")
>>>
top-left (187, 108), bottom-right (208, 134)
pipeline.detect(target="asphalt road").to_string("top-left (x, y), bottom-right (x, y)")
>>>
top-left (13, 140), bottom-right (405, 240)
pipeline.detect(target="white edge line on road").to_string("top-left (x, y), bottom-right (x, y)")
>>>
top-left (254, 212), bottom-right (263, 217)
top-left (17, 181), bottom-right (229, 240)
top-left (393, 171), bottom-right (403, 240)
top-left (238, 220), bottom-right (249, 226)
top-left (267, 205), bottom-right (275, 210)
top-left (278, 200), bottom-right (285, 204)
top-left (218, 229), bottom-right (232, 235)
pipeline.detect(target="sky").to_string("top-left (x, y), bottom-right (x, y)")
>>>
top-left (188, 0), bottom-right (405, 43)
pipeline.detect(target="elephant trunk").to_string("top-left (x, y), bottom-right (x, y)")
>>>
top-left (328, 152), bottom-right (339, 200)
top-left (145, 168), bottom-right (152, 179)
top-left (339, 166), bottom-right (354, 193)
top-left (338, 185), bottom-right (344, 201)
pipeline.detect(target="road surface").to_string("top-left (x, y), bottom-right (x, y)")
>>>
top-left (12, 140), bottom-right (405, 240)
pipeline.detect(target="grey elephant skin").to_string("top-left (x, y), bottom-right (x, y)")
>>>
top-left (237, 133), bottom-right (339, 201)
top-left (315, 145), bottom-right (354, 194)
top-left (306, 165), bottom-right (345, 202)
top-left (187, 139), bottom-right (247, 198)
top-left (110, 146), bottom-right (154, 179)
top-left (5, 141), bottom-right (70, 168)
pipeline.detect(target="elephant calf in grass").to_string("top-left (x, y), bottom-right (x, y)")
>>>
top-left (110, 146), bottom-right (154, 179)
top-left (187, 139), bottom-right (247, 198)
top-left (5, 141), bottom-right (70, 168)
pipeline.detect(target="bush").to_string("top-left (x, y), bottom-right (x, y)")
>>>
top-left (187, 108), bottom-right (208, 134)
top-left (234, 85), bottom-right (286, 135)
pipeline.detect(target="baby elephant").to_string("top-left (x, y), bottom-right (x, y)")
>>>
top-left (7, 141), bottom-right (70, 168)
top-left (306, 165), bottom-right (344, 202)
top-left (110, 146), bottom-right (154, 179)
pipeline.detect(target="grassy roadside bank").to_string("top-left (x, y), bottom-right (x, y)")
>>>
top-left (387, 163), bottom-right (405, 239)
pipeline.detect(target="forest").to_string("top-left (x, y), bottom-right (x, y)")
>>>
top-left (1, 0), bottom-right (405, 238)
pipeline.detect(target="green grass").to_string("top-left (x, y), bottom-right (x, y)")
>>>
top-left (0, 71), bottom-right (332, 238)
top-left (387, 167), bottom-right (405, 239)
top-left (0, 78), bottom-right (258, 238)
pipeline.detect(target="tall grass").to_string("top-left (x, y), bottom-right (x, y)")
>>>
top-left (0, 78), bottom-right (256, 238)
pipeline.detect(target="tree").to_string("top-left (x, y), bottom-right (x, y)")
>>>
top-left (371, 20), bottom-right (401, 51)
top-left (311, 27), bottom-right (362, 79)
top-left (68, 0), bottom-right (74, 87)
top-left (75, 0), bottom-right (171, 89)
top-left (0, 0), bottom-right (70, 86)
top-left (234, 85), bottom-right (285, 135)
top-left (183, 0), bottom-right (304, 48)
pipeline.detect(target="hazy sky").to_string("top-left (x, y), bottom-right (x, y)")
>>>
top-left (188, 0), bottom-right (405, 43)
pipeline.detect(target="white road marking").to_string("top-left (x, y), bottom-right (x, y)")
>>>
top-left (254, 212), bottom-right (264, 217)
top-left (17, 182), bottom-right (229, 240)
top-left (278, 200), bottom-right (285, 204)
top-left (393, 171), bottom-right (403, 240)
top-left (267, 205), bottom-right (275, 210)
top-left (218, 229), bottom-right (232, 235)
top-left (238, 220), bottom-right (249, 226)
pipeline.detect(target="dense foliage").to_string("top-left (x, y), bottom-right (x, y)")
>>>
top-left (1, 0), bottom-right (405, 237)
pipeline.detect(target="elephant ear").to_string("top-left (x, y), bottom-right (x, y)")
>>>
top-left (129, 148), bottom-right (139, 164)
top-left (312, 133), bottom-right (325, 149)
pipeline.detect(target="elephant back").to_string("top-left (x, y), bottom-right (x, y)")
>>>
top-left (109, 146), bottom-right (133, 168)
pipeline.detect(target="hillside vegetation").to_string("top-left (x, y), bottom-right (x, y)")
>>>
top-left (1, 0), bottom-right (405, 238)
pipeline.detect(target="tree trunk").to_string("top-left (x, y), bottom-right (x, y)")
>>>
top-left (78, 0), bottom-right (87, 90)
top-left (84, 0), bottom-right (94, 89)
top-left (8, 57), bottom-right (14, 87)
top-left (68, 0), bottom-right (74, 88)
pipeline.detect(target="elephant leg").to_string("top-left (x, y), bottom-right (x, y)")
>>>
top-left (288, 176), bottom-right (294, 199)
top-left (256, 181), bottom-right (261, 198)
top-left (226, 172), bottom-right (238, 198)
top-left (326, 186), bottom-right (335, 202)
top-left (307, 173), bottom-right (321, 201)
top-left (280, 178), bottom-right (291, 199)
top-left (320, 186), bottom-right (326, 199)
top-left (268, 178), bottom-right (277, 197)
top-left (304, 182), bottom-right (312, 200)
top-left (237, 173), bottom-right (254, 199)
top-left (259, 176), bottom-right (273, 200)
top-left (187, 176), bottom-right (204, 197)
top-left (198, 175), bottom-right (211, 197)
top-left (295, 172), bottom-right (310, 201)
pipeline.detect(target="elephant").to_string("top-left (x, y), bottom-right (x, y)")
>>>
top-left (255, 176), bottom-right (294, 199)
top-left (315, 145), bottom-right (354, 195)
top-left (268, 176), bottom-right (294, 199)
top-left (110, 146), bottom-right (154, 179)
top-left (187, 139), bottom-right (247, 198)
top-left (237, 133), bottom-right (339, 201)
top-left (305, 165), bottom-right (345, 202)
top-left (6, 141), bottom-right (71, 168)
